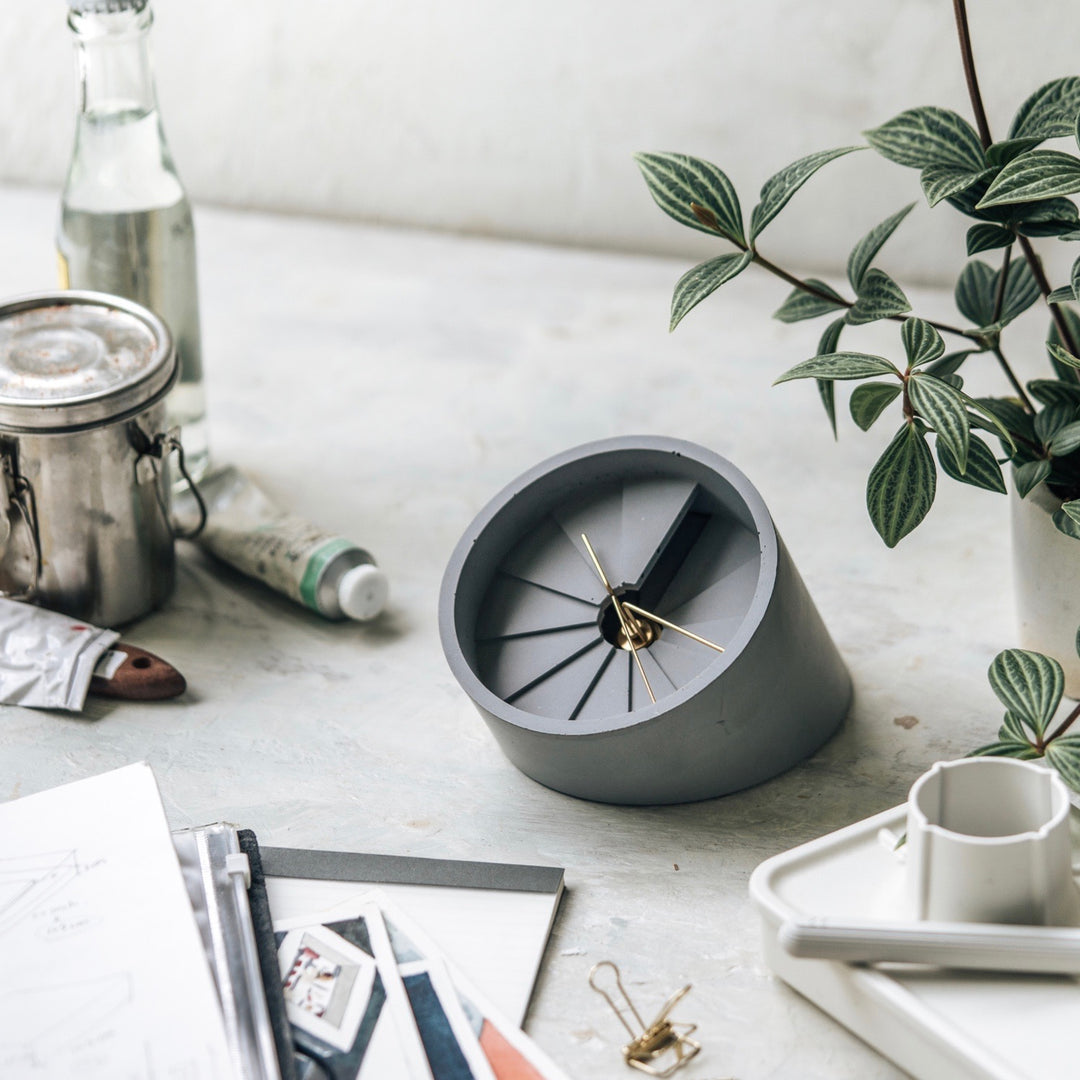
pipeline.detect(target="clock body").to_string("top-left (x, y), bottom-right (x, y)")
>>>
top-left (439, 435), bottom-right (851, 805)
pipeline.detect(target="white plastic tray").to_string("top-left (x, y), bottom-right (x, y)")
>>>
top-left (749, 804), bottom-right (1080, 1080)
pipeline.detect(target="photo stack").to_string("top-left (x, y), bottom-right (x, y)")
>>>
top-left (276, 894), bottom-right (569, 1080)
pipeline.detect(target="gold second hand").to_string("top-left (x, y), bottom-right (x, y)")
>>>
top-left (622, 601), bottom-right (725, 653)
top-left (580, 533), bottom-right (656, 705)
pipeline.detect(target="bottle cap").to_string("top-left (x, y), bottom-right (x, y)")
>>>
top-left (338, 564), bottom-right (389, 621)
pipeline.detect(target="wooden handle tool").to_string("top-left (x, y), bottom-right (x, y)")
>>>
top-left (89, 644), bottom-right (187, 700)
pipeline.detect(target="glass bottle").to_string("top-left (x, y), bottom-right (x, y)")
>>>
top-left (58, 0), bottom-right (208, 480)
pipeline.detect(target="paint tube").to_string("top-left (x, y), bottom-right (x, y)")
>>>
top-left (0, 597), bottom-right (119, 710)
top-left (184, 467), bottom-right (388, 621)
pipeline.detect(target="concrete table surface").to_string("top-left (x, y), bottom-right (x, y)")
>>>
top-left (0, 184), bottom-right (1031, 1079)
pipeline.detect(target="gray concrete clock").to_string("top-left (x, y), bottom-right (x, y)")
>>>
top-left (439, 435), bottom-right (851, 804)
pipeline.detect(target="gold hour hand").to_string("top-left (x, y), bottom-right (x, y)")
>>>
top-left (621, 601), bottom-right (726, 654)
top-left (580, 533), bottom-right (656, 705)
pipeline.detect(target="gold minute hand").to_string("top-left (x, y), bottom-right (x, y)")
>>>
top-left (580, 533), bottom-right (656, 705)
top-left (621, 601), bottom-right (726, 653)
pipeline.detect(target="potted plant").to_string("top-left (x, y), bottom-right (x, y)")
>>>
top-left (635, 0), bottom-right (1080, 699)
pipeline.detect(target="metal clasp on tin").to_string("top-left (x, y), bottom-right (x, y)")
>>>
top-left (0, 438), bottom-right (41, 601)
top-left (128, 423), bottom-right (207, 540)
top-left (589, 961), bottom-right (703, 1078)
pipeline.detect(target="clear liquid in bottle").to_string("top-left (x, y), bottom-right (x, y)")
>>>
top-left (59, 8), bottom-right (209, 480)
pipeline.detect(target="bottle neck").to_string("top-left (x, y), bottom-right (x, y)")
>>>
top-left (69, 7), bottom-right (157, 119)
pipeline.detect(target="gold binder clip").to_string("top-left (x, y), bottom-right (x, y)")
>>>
top-left (588, 961), bottom-right (702, 1078)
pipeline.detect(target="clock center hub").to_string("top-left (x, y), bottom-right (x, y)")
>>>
top-left (599, 590), bottom-right (661, 652)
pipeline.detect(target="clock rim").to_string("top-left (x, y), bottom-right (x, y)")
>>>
top-left (438, 435), bottom-right (780, 737)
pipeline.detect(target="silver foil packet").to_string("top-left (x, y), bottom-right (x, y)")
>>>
top-left (0, 597), bottom-right (118, 710)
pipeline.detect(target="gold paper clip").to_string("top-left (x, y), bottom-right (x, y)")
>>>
top-left (589, 961), bottom-right (701, 1078)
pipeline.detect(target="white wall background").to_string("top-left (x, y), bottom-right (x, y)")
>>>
top-left (1, 1), bottom-right (1078, 286)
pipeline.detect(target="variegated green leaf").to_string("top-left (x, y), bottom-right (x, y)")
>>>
top-left (1048, 343), bottom-right (1080, 371)
top-left (1050, 420), bottom-right (1080, 456)
top-left (1010, 77), bottom-right (1080, 140)
top-left (970, 740), bottom-right (1042, 760)
top-left (772, 279), bottom-right (846, 323)
top-left (921, 164), bottom-right (992, 207)
top-left (816, 318), bottom-right (845, 438)
top-left (1000, 710), bottom-right (1032, 742)
top-left (1053, 500), bottom-right (1080, 540)
top-left (978, 151), bottom-right (1080, 208)
top-left (948, 172), bottom-right (1079, 229)
top-left (987, 138), bottom-right (1044, 167)
top-left (965, 395), bottom-right (1022, 451)
top-left (669, 250), bottom-right (753, 331)
top-left (846, 268), bottom-right (911, 325)
top-left (1015, 197), bottom-right (1080, 237)
top-left (1034, 402), bottom-right (1074, 445)
top-left (1049, 286), bottom-right (1077, 304)
top-left (901, 317), bottom-right (945, 369)
top-left (817, 379), bottom-right (837, 439)
top-left (1049, 307), bottom-right (1080, 378)
top-left (955, 260), bottom-right (997, 326)
top-left (749, 147), bottom-right (863, 242)
top-left (955, 258), bottom-right (1039, 328)
top-left (634, 152), bottom-right (746, 243)
top-left (988, 648), bottom-right (1065, 737)
top-left (865, 107), bottom-right (985, 171)
top-left (966, 223), bottom-right (1013, 256)
top-left (909, 373), bottom-right (970, 472)
top-left (774, 351), bottom-right (901, 385)
top-left (818, 317), bottom-right (844, 356)
top-left (1046, 735), bottom-right (1080, 792)
top-left (846, 203), bottom-right (915, 291)
top-left (1029, 380), bottom-right (1080, 409)
top-left (1072, 257), bottom-right (1080, 301)
top-left (850, 382), bottom-right (901, 431)
top-left (866, 423), bottom-right (936, 547)
top-left (1000, 258), bottom-right (1041, 324)
top-left (937, 432), bottom-right (1006, 493)
top-left (926, 350), bottom-right (975, 379)
top-left (1014, 458), bottom-right (1052, 498)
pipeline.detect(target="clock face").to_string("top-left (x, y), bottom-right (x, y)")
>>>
top-left (446, 439), bottom-right (772, 734)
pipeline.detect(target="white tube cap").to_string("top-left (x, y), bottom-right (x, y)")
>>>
top-left (338, 564), bottom-right (389, 621)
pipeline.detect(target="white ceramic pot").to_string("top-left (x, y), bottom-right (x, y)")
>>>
top-left (1011, 483), bottom-right (1080, 699)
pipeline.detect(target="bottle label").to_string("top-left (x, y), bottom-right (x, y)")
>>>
top-left (57, 250), bottom-right (70, 290)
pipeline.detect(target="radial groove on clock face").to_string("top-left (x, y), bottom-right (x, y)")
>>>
top-left (473, 470), bottom-right (762, 724)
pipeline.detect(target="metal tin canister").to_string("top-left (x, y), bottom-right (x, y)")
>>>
top-left (0, 290), bottom-right (179, 625)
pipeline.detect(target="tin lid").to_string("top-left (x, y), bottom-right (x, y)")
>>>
top-left (69, 0), bottom-right (149, 14)
top-left (0, 291), bottom-right (176, 432)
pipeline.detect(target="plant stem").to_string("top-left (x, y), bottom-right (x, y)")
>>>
top-left (952, 0), bottom-right (993, 148)
top-left (951, 0), bottom-right (1080, 365)
top-left (991, 345), bottom-right (1035, 411)
top-left (992, 246), bottom-right (1011, 322)
top-left (749, 250), bottom-right (976, 340)
top-left (1040, 699), bottom-right (1080, 749)
top-left (1017, 235), bottom-right (1080, 372)
top-left (987, 246), bottom-right (1037, 411)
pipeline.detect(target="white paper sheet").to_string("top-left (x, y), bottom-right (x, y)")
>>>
top-left (265, 878), bottom-right (559, 1026)
top-left (0, 763), bottom-right (236, 1080)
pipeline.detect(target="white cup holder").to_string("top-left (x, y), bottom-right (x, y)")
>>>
top-left (906, 757), bottom-right (1079, 926)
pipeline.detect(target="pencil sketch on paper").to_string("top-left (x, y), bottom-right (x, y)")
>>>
top-left (0, 850), bottom-right (81, 935)
top-left (0, 973), bottom-right (132, 1075)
